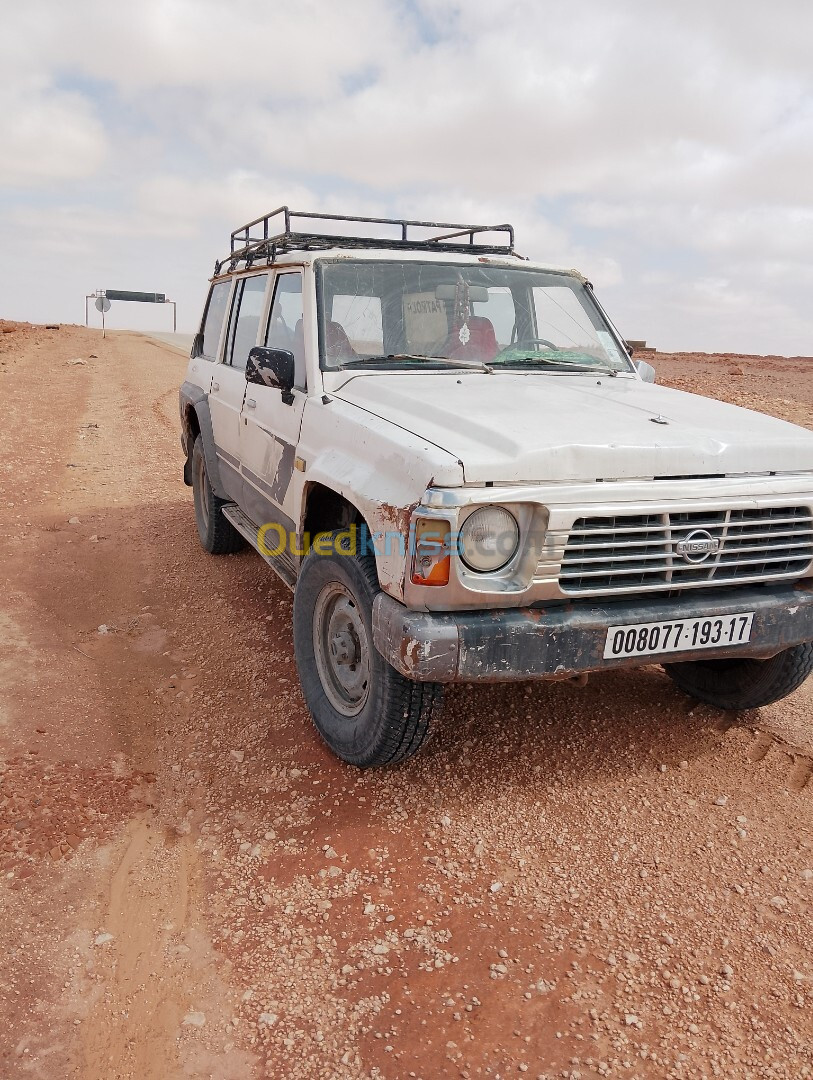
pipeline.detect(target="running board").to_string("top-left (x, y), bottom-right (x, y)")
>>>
top-left (221, 505), bottom-right (297, 590)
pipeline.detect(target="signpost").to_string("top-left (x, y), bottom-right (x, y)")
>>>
top-left (85, 290), bottom-right (177, 333)
top-left (94, 295), bottom-right (111, 338)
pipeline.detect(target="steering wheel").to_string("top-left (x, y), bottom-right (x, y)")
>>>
top-left (495, 337), bottom-right (558, 358)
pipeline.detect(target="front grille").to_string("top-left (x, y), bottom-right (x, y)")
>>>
top-left (559, 506), bottom-right (813, 596)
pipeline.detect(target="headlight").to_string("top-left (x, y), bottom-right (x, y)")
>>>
top-left (459, 506), bottom-right (520, 573)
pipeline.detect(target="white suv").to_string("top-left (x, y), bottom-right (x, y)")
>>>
top-left (180, 208), bottom-right (813, 766)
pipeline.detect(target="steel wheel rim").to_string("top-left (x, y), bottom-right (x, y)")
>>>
top-left (194, 449), bottom-right (210, 532)
top-left (313, 581), bottom-right (370, 717)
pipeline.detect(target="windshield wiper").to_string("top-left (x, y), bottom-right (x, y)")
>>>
top-left (492, 356), bottom-right (618, 376)
top-left (340, 354), bottom-right (492, 372)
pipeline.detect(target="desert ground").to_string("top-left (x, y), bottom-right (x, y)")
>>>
top-left (0, 321), bottom-right (811, 1080)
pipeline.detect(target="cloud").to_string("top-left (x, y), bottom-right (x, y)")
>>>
top-left (1, 0), bottom-right (812, 353)
top-left (0, 83), bottom-right (107, 186)
top-left (1, 1), bottom-right (409, 98)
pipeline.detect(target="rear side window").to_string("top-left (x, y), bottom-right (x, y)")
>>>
top-left (200, 281), bottom-right (231, 361)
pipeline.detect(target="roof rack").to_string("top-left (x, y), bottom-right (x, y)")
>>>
top-left (216, 207), bottom-right (516, 275)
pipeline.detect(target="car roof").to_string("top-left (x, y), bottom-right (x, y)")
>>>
top-left (211, 247), bottom-right (587, 284)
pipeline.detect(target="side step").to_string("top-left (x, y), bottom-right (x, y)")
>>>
top-left (222, 505), bottom-right (297, 590)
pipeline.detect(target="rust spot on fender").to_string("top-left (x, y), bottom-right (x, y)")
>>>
top-left (378, 501), bottom-right (414, 536)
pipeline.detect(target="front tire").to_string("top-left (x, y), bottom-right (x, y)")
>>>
top-left (293, 531), bottom-right (443, 767)
top-left (663, 642), bottom-right (813, 710)
top-left (191, 436), bottom-right (244, 554)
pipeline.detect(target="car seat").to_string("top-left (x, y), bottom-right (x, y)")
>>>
top-left (443, 315), bottom-right (499, 363)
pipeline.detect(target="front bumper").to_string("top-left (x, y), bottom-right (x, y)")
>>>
top-left (372, 582), bottom-right (813, 683)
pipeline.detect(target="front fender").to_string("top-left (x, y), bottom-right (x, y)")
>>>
top-left (298, 397), bottom-right (464, 600)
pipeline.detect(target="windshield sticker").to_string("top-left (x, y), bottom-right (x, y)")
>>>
top-left (403, 292), bottom-right (448, 346)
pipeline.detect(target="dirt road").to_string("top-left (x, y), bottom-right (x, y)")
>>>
top-left (0, 323), bottom-right (811, 1079)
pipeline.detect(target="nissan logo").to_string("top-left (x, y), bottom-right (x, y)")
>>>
top-left (675, 529), bottom-right (720, 563)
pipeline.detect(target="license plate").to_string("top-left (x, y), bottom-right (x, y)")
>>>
top-left (603, 611), bottom-right (754, 660)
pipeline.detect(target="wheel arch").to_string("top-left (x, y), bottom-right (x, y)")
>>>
top-left (183, 395), bottom-right (228, 500)
top-left (302, 482), bottom-right (367, 536)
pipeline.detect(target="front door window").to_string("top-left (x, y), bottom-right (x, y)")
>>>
top-left (264, 272), bottom-right (305, 389)
top-left (225, 274), bottom-right (268, 371)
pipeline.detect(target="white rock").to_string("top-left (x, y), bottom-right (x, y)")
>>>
top-left (372, 943), bottom-right (390, 955)
top-left (230, 750), bottom-right (245, 763)
top-left (714, 795), bottom-right (728, 806)
top-left (490, 881), bottom-right (503, 894)
top-left (801, 869), bottom-right (813, 881)
top-left (770, 895), bottom-right (788, 910)
top-left (183, 1011), bottom-right (206, 1027)
top-left (363, 903), bottom-right (376, 915)
top-left (94, 932), bottom-right (114, 946)
top-left (324, 846), bottom-right (338, 859)
top-left (440, 815), bottom-right (452, 827)
top-left (97, 625), bottom-right (109, 635)
top-left (257, 1012), bottom-right (278, 1027)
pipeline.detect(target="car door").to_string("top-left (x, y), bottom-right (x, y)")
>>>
top-left (208, 273), bottom-right (269, 503)
top-left (240, 270), bottom-right (307, 532)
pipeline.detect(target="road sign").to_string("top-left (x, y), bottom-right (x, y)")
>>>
top-left (85, 290), bottom-right (176, 332)
top-left (104, 290), bottom-right (166, 304)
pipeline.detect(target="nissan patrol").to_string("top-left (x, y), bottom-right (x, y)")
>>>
top-left (179, 208), bottom-right (813, 766)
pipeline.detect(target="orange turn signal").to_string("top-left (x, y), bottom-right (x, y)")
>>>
top-left (410, 518), bottom-right (451, 587)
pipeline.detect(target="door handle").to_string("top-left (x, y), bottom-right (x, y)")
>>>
top-left (212, 381), bottom-right (220, 392)
top-left (246, 398), bottom-right (257, 409)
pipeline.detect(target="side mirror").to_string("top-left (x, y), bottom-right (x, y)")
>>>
top-left (246, 346), bottom-right (296, 403)
top-left (634, 359), bottom-right (656, 384)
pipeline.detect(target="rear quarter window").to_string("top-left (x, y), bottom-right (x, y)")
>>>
top-left (201, 281), bottom-right (232, 361)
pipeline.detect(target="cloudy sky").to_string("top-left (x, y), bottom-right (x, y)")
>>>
top-left (1, 0), bottom-right (811, 354)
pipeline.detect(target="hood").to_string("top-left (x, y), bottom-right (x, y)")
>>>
top-left (333, 371), bottom-right (813, 484)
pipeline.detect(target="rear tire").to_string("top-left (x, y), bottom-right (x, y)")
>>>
top-left (293, 530), bottom-right (443, 767)
top-left (191, 436), bottom-right (244, 554)
top-left (663, 642), bottom-right (813, 710)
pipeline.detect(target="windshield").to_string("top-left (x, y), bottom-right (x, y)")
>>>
top-left (317, 259), bottom-right (632, 374)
